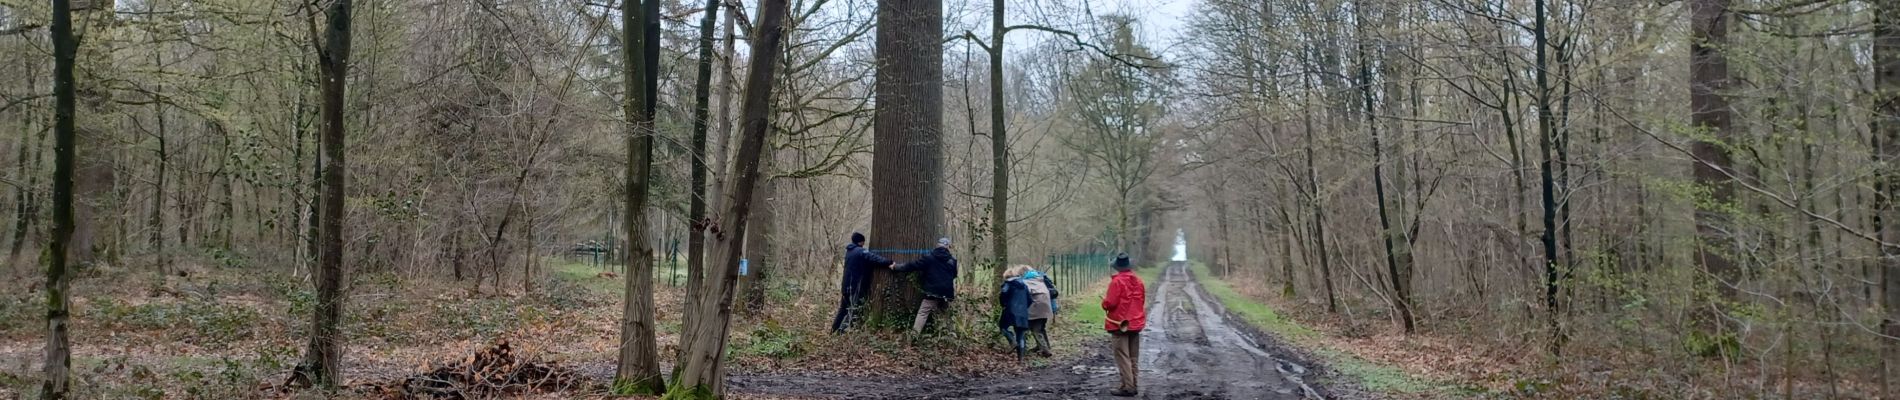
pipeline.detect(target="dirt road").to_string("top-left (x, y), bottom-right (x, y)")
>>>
top-left (733, 261), bottom-right (1327, 399)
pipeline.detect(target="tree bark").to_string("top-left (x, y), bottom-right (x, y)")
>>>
top-left (683, 0), bottom-right (721, 336)
top-left (709, 0), bottom-right (735, 229)
top-left (40, 0), bottom-right (79, 396)
top-left (612, 0), bottom-right (665, 393)
top-left (738, 172), bottom-right (773, 313)
top-left (1688, 0), bottom-right (1738, 347)
top-left (1535, 0), bottom-right (1566, 356)
top-left (72, 0), bottom-right (117, 270)
top-left (293, 0), bottom-right (353, 389)
top-left (987, 0), bottom-right (1009, 296)
top-left (666, 0), bottom-right (790, 394)
top-left (867, 0), bottom-right (944, 320)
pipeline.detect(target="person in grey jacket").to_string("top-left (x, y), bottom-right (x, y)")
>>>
top-left (1022, 267), bottom-right (1059, 357)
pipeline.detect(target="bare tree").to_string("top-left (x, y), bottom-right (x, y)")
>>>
top-left (291, 0), bottom-right (354, 389)
top-left (39, 0), bottom-right (77, 397)
top-left (1062, 16), bottom-right (1164, 254)
top-left (613, 0), bottom-right (665, 393)
top-left (667, 0), bottom-right (791, 394)
top-left (1688, 0), bottom-right (1738, 350)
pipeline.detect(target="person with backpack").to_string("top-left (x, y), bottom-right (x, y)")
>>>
top-left (997, 265), bottom-right (1033, 360)
top-left (892, 237), bottom-right (958, 334)
top-left (1022, 267), bottom-right (1058, 357)
top-left (1101, 254), bottom-right (1146, 397)
top-left (831, 232), bottom-right (893, 333)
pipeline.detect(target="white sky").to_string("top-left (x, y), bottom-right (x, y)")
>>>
top-left (1104, 0), bottom-right (1196, 55)
top-left (1103, 0), bottom-right (1195, 40)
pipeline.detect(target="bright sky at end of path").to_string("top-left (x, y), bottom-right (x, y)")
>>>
top-left (1173, 228), bottom-right (1188, 262)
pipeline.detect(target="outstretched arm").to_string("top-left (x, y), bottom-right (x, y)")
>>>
top-left (864, 250), bottom-right (893, 267)
top-left (892, 257), bottom-right (919, 272)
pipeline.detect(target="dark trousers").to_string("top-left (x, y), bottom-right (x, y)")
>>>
top-left (999, 325), bottom-right (1028, 359)
top-left (829, 291), bottom-right (863, 333)
top-left (1028, 318), bottom-right (1051, 354)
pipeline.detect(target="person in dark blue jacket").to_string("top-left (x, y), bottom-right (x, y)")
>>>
top-left (892, 237), bottom-right (958, 334)
top-left (831, 232), bottom-right (892, 334)
top-left (997, 265), bottom-right (1033, 360)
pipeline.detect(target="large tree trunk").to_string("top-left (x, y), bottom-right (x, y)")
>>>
top-left (292, 0), bottom-right (352, 389)
top-left (612, 0), bottom-right (665, 393)
top-left (666, 0), bottom-right (790, 394)
top-left (1534, 0), bottom-right (1566, 356)
top-left (682, 0), bottom-right (721, 337)
top-left (71, 0), bottom-right (116, 270)
top-left (1873, 0), bottom-right (1900, 395)
top-left (866, 0), bottom-right (944, 320)
top-left (1688, 0), bottom-right (1738, 350)
top-left (41, 0), bottom-right (80, 397)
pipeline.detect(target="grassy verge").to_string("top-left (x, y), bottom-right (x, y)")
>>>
top-left (1184, 261), bottom-right (1467, 396)
top-left (548, 257), bottom-right (696, 293)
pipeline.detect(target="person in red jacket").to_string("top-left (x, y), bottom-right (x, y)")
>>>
top-left (1101, 254), bottom-right (1146, 397)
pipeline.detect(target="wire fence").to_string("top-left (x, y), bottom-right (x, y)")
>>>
top-left (1038, 252), bottom-right (1117, 290)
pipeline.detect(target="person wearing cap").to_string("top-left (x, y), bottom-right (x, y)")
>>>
top-left (1101, 253), bottom-right (1146, 397)
top-left (892, 237), bottom-right (959, 334)
top-left (831, 232), bottom-right (893, 333)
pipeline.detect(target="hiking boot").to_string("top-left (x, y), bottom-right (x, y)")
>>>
top-left (1110, 389), bottom-right (1137, 397)
top-left (1036, 349), bottom-right (1052, 357)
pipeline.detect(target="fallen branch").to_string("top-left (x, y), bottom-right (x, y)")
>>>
top-left (349, 340), bottom-right (582, 400)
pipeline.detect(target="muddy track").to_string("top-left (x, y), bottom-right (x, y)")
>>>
top-left (733, 262), bottom-right (1327, 399)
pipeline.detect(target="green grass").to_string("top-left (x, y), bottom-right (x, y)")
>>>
top-left (1183, 261), bottom-right (1465, 396)
top-left (1139, 262), bottom-right (1164, 283)
top-left (1057, 263), bottom-right (1165, 337)
top-left (1186, 262), bottom-right (1317, 340)
top-left (1063, 283), bottom-right (1110, 337)
top-left (548, 257), bottom-right (694, 294)
top-left (551, 259), bottom-right (624, 293)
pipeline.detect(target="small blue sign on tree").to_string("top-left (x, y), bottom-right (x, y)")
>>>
top-left (739, 259), bottom-right (749, 276)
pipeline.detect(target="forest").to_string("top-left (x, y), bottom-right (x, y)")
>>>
top-left (0, 0), bottom-right (1898, 398)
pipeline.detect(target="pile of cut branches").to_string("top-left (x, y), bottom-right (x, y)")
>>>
top-left (359, 340), bottom-right (582, 399)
